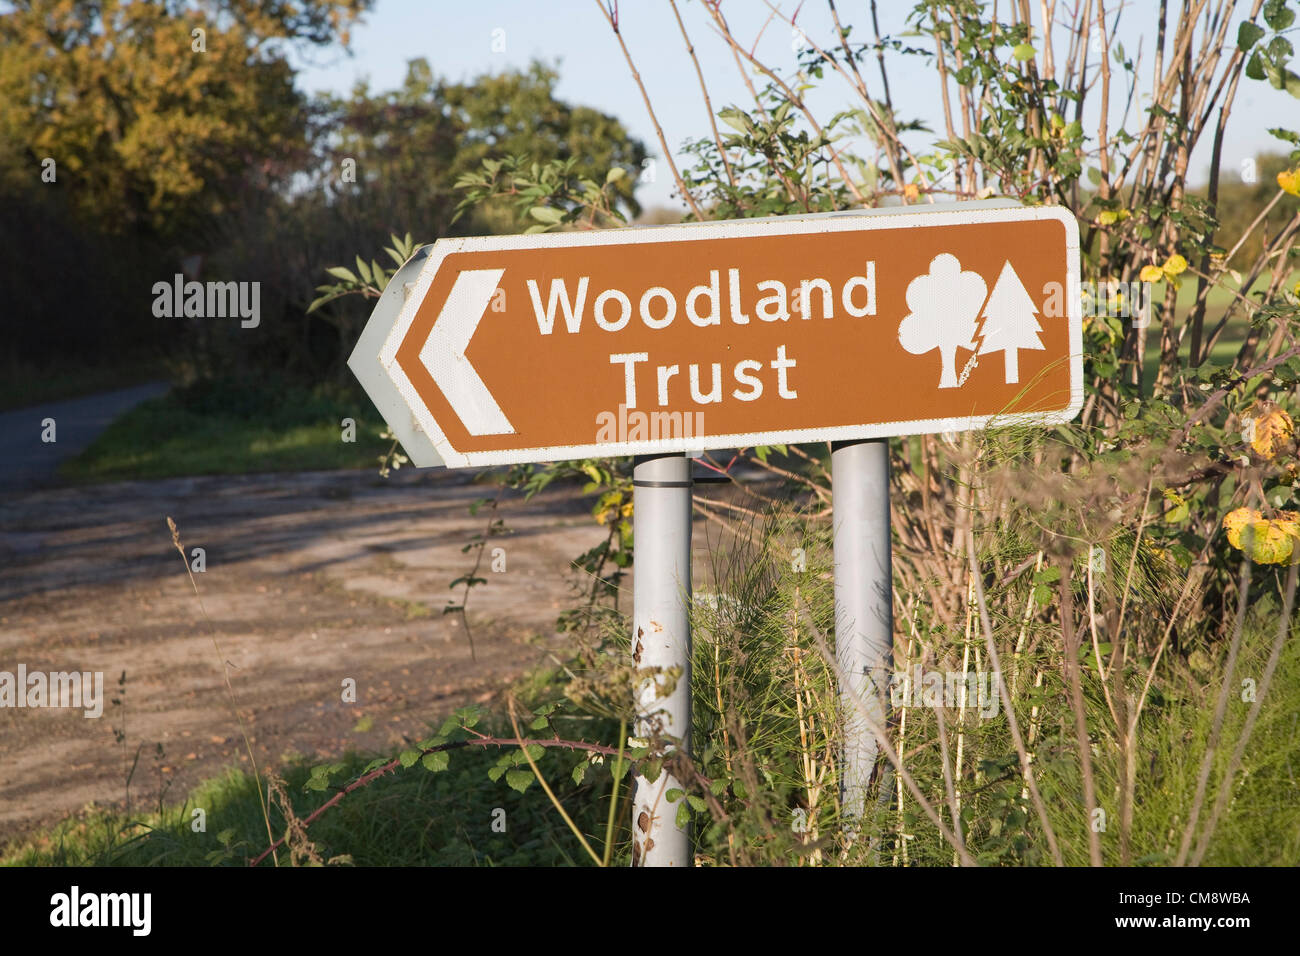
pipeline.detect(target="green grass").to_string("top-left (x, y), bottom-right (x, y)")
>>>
top-left (8, 551), bottom-right (1296, 867)
top-left (5, 495), bottom-right (1299, 866)
top-left (1136, 270), bottom-right (1298, 387)
top-left (3, 674), bottom-right (628, 867)
top-left (0, 354), bottom-right (167, 411)
top-left (60, 377), bottom-right (393, 482)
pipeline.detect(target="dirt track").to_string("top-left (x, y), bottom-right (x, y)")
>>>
top-left (0, 467), bottom-right (614, 843)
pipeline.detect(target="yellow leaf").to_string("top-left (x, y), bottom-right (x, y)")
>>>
top-left (1278, 168), bottom-right (1300, 197)
top-left (1224, 508), bottom-right (1263, 549)
top-left (903, 183), bottom-right (920, 201)
top-left (1243, 401), bottom-right (1295, 460)
top-left (1162, 254), bottom-right (1188, 276)
top-left (1242, 521), bottom-right (1295, 565)
top-left (1274, 510), bottom-right (1300, 534)
top-left (1140, 265), bottom-right (1164, 283)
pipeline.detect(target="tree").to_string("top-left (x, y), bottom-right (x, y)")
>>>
top-left (276, 62), bottom-right (647, 385)
top-left (977, 260), bottom-right (1044, 384)
top-left (315, 59), bottom-right (647, 241)
top-left (0, 0), bottom-right (370, 238)
top-left (897, 253), bottom-right (988, 389)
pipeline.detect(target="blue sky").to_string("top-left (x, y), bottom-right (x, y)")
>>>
top-left (291, 0), bottom-right (1294, 212)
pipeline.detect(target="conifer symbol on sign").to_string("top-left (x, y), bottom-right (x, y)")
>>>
top-left (977, 260), bottom-right (1044, 384)
top-left (898, 253), bottom-right (989, 389)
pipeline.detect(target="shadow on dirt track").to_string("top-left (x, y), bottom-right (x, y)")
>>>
top-left (0, 464), bottom-right (612, 843)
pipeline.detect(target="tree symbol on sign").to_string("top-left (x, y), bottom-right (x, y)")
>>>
top-left (898, 253), bottom-right (988, 389)
top-left (977, 260), bottom-right (1044, 384)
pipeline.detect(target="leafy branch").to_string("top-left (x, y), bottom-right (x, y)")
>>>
top-left (306, 232), bottom-right (422, 314)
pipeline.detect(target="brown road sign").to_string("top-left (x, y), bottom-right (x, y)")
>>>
top-left (349, 200), bottom-right (1083, 468)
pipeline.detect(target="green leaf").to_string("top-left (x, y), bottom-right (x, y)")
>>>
top-left (505, 769), bottom-right (533, 792)
top-left (488, 765), bottom-right (506, 782)
top-left (524, 744), bottom-right (545, 762)
top-left (325, 266), bottom-right (358, 283)
top-left (687, 795), bottom-right (707, 813)
top-left (571, 761), bottom-right (588, 785)
top-left (1246, 51), bottom-right (1267, 81)
top-left (306, 293), bottom-right (337, 314)
top-left (1264, 0), bottom-right (1295, 30)
top-left (605, 166), bottom-right (627, 184)
top-left (1012, 43), bottom-right (1036, 62)
top-left (718, 107), bottom-right (751, 134)
top-left (529, 205), bottom-right (565, 224)
top-left (355, 256), bottom-right (373, 286)
top-left (529, 716), bottom-right (550, 731)
top-left (398, 749), bottom-right (421, 769)
top-left (676, 802), bottom-right (691, 829)
top-left (422, 751), bottom-right (449, 772)
top-left (665, 788), bottom-right (684, 803)
top-left (1237, 21), bottom-right (1266, 51)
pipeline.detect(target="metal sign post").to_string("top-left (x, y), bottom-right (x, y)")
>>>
top-left (629, 453), bottom-right (693, 867)
top-left (831, 439), bottom-right (893, 824)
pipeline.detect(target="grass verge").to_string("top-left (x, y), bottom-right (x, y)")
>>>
top-left (60, 377), bottom-right (392, 482)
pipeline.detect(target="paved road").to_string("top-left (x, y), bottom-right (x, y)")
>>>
top-left (0, 382), bottom-right (170, 492)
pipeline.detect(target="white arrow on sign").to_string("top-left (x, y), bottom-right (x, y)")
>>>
top-left (416, 267), bottom-right (514, 437)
